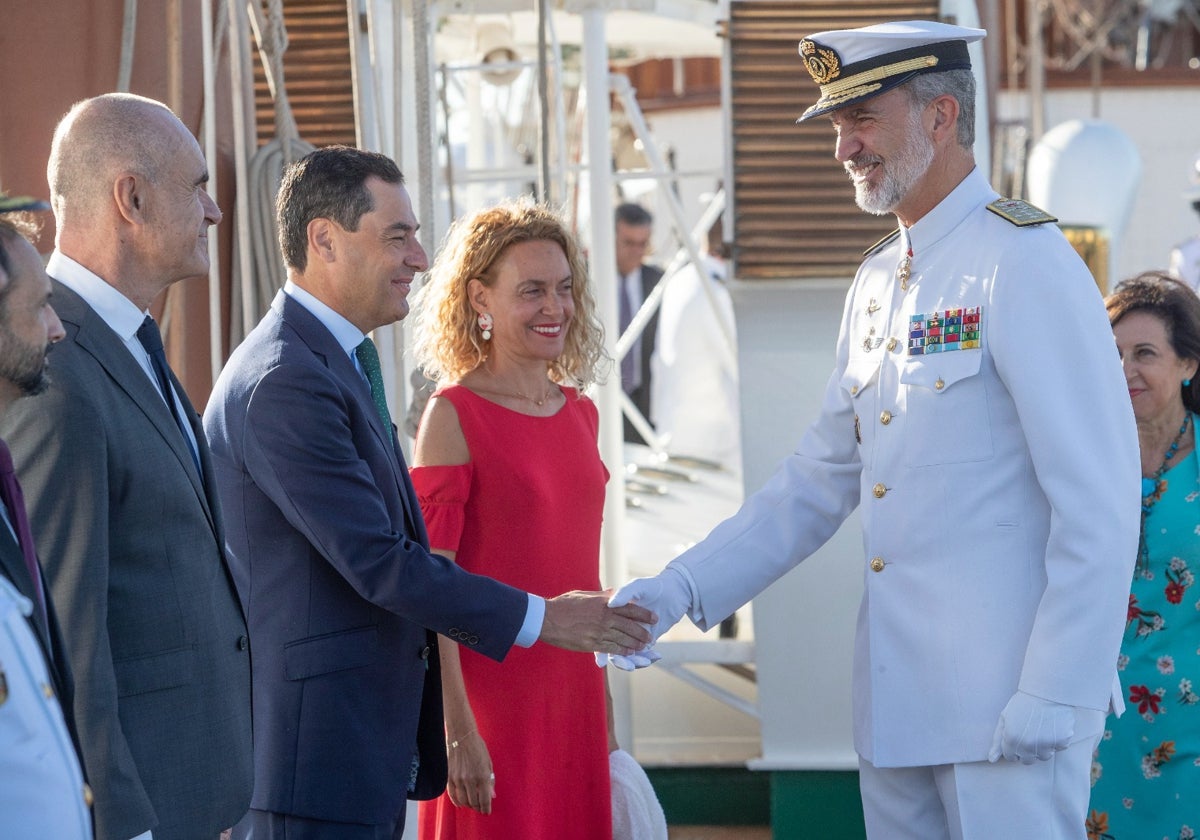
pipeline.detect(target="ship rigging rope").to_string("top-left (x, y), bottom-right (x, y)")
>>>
top-left (118, 0), bottom-right (136, 92)
top-left (231, 0), bottom-right (313, 346)
top-left (412, 0), bottom-right (437, 252)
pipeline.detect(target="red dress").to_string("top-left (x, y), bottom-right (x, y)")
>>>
top-left (414, 385), bottom-right (613, 840)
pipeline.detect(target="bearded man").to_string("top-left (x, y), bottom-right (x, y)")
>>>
top-left (608, 20), bottom-right (1140, 840)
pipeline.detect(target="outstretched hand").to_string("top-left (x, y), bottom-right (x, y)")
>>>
top-left (595, 646), bottom-right (664, 671)
top-left (540, 589), bottom-right (655, 654)
top-left (595, 568), bottom-right (694, 670)
top-left (608, 567), bottom-right (693, 644)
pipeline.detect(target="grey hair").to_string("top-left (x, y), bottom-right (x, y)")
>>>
top-left (903, 69), bottom-right (976, 149)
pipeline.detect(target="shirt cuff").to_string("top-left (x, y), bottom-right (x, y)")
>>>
top-left (514, 593), bottom-right (545, 648)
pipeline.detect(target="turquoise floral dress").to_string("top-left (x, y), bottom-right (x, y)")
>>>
top-left (1088, 417), bottom-right (1200, 840)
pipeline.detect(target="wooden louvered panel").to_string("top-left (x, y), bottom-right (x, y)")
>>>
top-left (729, 0), bottom-right (939, 280)
top-left (253, 0), bottom-right (356, 148)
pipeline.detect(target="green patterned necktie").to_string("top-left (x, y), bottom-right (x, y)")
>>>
top-left (355, 337), bottom-right (392, 430)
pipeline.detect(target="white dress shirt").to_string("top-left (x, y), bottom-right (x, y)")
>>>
top-left (48, 252), bottom-right (201, 461)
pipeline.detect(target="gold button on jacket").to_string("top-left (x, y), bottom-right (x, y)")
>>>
top-left (880, 410), bottom-right (893, 425)
top-left (872, 482), bottom-right (887, 498)
top-left (870, 557), bottom-right (886, 573)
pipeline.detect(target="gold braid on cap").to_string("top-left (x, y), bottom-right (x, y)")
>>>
top-left (800, 39), bottom-right (841, 84)
top-left (819, 54), bottom-right (940, 98)
top-left (818, 83), bottom-right (885, 111)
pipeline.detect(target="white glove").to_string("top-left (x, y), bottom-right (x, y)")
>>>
top-left (594, 566), bottom-right (694, 671)
top-left (609, 565), bottom-right (693, 644)
top-left (988, 690), bottom-right (1076, 765)
top-left (594, 647), bottom-right (664, 671)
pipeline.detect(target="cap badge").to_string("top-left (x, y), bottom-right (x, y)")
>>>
top-left (800, 38), bottom-right (841, 84)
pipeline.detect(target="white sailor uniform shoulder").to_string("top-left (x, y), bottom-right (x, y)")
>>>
top-left (840, 188), bottom-right (1062, 476)
top-left (1170, 234), bottom-right (1200, 293)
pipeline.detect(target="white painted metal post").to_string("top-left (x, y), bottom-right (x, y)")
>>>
top-left (580, 0), bottom-right (635, 752)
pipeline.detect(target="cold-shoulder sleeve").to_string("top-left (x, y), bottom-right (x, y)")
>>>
top-left (409, 463), bottom-right (474, 554)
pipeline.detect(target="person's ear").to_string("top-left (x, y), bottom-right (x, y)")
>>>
top-left (113, 173), bottom-right (144, 224)
top-left (309, 218), bottom-right (337, 263)
top-left (467, 277), bottom-right (489, 313)
top-left (929, 94), bottom-right (961, 144)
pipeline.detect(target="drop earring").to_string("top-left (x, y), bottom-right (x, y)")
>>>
top-left (478, 312), bottom-right (494, 340)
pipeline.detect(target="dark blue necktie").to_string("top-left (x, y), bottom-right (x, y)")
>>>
top-left (136, 316), bottom-right (202, 477)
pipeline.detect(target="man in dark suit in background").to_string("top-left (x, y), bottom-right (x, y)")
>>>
top-left (614, 202), bottom-right (662, 443)
top-left (0, 94), bottom-right (253, 840)
top-left (0, 198), bottom-right (92, 834)
top-left (205, 146), bottom-right (652, 839)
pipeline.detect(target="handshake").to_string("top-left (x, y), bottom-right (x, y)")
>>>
top-left (597, 566), bottom-right (696, 671)
top-left (537, 565), bottom-right (695, 669)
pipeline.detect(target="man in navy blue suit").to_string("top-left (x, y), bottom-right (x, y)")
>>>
top-left (204, 146), bottom-right (652, 839)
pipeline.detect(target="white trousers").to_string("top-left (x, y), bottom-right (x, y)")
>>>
top-left (858, 732), bottom-right (1102, 840)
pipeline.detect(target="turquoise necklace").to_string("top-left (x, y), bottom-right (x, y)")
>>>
top-left (1138, 413), bottom-right (1192, 572)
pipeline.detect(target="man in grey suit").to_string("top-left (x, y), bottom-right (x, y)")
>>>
top-left (0, 94), bottom-right (253, 840)
top-left (614, 202), bottom-right (662, 443)
top-left (205, 146), bottom-right (652, 838)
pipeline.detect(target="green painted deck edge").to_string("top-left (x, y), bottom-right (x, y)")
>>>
top-left (643, 766), bottom-right (864, 835)
top-left (771, 770), bottom-right (866, 839)
top-left (644, 766), bottom-right (770, 825)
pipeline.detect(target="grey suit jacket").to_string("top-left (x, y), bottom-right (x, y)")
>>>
top-left (0, 279), bottom-right (253, 840)
top-left (624, 262), bottom-right (662, 443)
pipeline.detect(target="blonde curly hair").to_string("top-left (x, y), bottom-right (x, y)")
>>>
top-left (410, 198), bottom-right (608, 388)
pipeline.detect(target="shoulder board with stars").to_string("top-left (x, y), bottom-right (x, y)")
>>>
top-left (863, 229), bottom-right (901, 257)
top-left (986, 198), bottom-right (1057, 227)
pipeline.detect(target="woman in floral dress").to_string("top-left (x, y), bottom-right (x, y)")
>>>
top-left (1089, 273), bottom-right (1200, 840)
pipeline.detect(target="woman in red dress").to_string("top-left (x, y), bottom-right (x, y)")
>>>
top-left (409, 199), bottom-right (615, 839)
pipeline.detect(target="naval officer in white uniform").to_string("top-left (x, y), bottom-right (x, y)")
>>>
top-left (1168, 152), bottom-right (1200, 292)
top-left (609, 20), bottom-right (1140, 840)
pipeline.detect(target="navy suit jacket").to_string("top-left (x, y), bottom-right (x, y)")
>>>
top-left (204, 290), bottom-right (529, 826)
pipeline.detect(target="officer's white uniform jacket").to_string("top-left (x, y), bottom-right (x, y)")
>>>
top-left (671, 167), bottom-right (1140, 768)
top-left (1169, 235), bottom-right (1200, 294)
top-left (0, 575), bottom-right (92, 837)
top-left (651, 255), bottom-right (741, 470)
